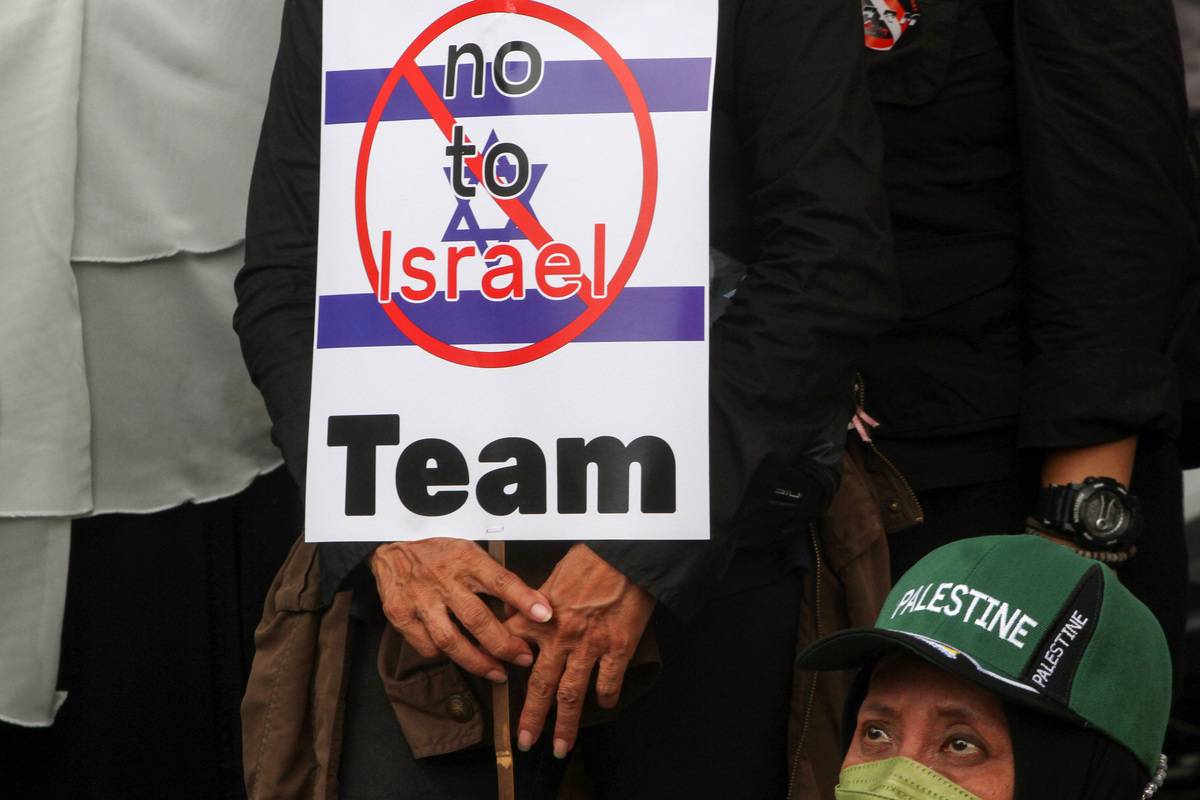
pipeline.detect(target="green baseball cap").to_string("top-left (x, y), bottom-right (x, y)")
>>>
top-left (797, 534), bottom-right (1171, 774)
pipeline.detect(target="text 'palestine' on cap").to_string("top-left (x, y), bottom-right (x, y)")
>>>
top-left (796, 534), bottom-right (1171, 775)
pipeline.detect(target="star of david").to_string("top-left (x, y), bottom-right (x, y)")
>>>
top-left (441, 130), bottom-right (547, 256)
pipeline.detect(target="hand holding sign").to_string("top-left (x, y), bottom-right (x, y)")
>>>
top-left (370, 538), bottom-right (554, 681)
top-left (505, 544), bottom-right (655, 758)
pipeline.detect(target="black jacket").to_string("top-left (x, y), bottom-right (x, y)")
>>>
top-left (234, 0), bottom-right (896, 617)
top-left (858, 0), bottom-right (1200, 490)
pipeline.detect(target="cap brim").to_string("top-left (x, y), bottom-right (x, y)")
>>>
top-left (797, 627), bottom-right (1084, 727)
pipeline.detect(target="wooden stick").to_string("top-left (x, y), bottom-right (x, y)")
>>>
top-left (487, 540), bottom-right (516, 800)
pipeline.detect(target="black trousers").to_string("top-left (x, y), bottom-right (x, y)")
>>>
top-left (0, 468), bottom-right (301, 800)
top-left (339, 573), bottom-right (804, 800)
top-left (888, 434), bottom-right (1188, 697)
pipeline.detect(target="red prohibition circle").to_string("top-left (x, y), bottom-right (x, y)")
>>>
top-left (354, 0), bottom-right (659, 369)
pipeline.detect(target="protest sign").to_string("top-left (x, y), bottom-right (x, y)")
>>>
top-left (308, 0), bottom-right (716, 542)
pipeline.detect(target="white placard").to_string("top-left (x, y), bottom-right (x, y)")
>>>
top-left (308, 0), bottom-right (716, 542)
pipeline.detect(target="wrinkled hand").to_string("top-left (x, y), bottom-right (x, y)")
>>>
top-left (506, 543), bottom-right (656, 759)
top-left (370, 538), bottom-right (553, 682)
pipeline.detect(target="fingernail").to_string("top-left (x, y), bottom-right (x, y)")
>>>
top-left (531, 603), bottom-right (552, 623)
top-left (515, 653), bottom-right (533, 668)
top-left (486, 669), bottom-right (507, 684)
top-left (553, 738), bottom-right (569, 759)
top-left (517, 730), bottom-right (533, 752)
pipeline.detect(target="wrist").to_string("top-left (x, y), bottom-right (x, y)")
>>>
top-left (1025, 521), bottom-right (1137, 564)
top-left (1030, 477), bottom-right (1142, 554)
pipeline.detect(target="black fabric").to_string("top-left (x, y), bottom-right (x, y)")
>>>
top-left (1018, 567), bottom-right (1104, 704)
top-left (339, 573), bottom-right (803, 800)
top-left (1111, 434), bottom-right (1189, 701)
top-left (859, 0), bottom-right (1200, 490)
top-left (0, 468), bottom-right (300, 800)
top-left (1175, 132), bottom-right (1200, 470)
top-left (859, 0), bottom-right (1023, 482)
top-left (1178, 308), bottom-right (1200, 469)
top-left (887, 474), bottom-right (1036, 581)
top-left (236, 0), bottom-right (895, 620)
top-left (872, 428), bottom-right (1022, 496)
top-left (1006, 702), bottom-right (1149, 800)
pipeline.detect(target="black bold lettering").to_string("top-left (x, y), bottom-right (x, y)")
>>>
top-left (444, 43), bottom-right (485, 99)
top-left (483, 142), bottom-right (530, 199)
top-left (557, 436), bottom-right (676, 514)
top-left (446, 124), bottom-right (477, 198)
top-left (477, 438), bottom-right (547, 515)
top-left (493, 41), bottom-right (543, 96)
top-left (396, 439), bottom-right (469, 516)
top-left (327, 415), bottom-right (400, 516)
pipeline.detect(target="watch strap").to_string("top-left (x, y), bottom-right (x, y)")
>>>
top-left (1031, 483), bottom-right (1077, 534)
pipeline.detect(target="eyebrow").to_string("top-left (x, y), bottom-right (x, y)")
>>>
top-left (859, 701), bottom-right (983, 722)
top-left (930, 703), bottom-right (982, 722)
top-left (859, 701), bottom-right (899, 718)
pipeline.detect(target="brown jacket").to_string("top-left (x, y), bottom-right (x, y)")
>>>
top-left (242, 549), bottom-right (659, 799)
top-left (242, 439), bottom-right (918, 800)
top-left (241, 540), bottom-right (352, 800)
top-left (784, 438), bottom-right (922, 799)
top-left (241, 542), bottom-right (499, 799)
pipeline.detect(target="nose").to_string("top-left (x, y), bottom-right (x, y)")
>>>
top-left (893, 734), bottom-right (936, 770)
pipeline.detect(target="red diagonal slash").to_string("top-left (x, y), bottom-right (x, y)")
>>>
top-left (402, 63), bottom-right (553, 246)
top-left (353, 0), bottom-right (658, 369)
top-left (399, 61), bottom-right (598, 304)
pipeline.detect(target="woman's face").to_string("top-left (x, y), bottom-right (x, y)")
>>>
top-left (842, 655), bottom-right (1015, 800)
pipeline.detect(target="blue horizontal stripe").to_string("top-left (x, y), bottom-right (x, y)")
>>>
top-left (316, 286), bottom-right (705, 349)
top-left (325, 57), bottom-right (712, 124)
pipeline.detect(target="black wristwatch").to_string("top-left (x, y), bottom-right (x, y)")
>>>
top-left (1030, 477), bottom-right (1142, 552)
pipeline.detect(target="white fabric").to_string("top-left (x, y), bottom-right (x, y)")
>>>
top-left (72, 0), bottom-right (284, 261)
top-left (0, 0), bottom-right (285, 727)
top-left (0, 519), bottom-right (71, 727)
top-left (1177, 1), bottom-right (1200, 114)
top-left (74, 249), bottom-right (282, 514)
top-left (0, 0), bottom-right (93, 517)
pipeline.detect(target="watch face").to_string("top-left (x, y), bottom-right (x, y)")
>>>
top-left (1078, 488), bottom-right (1131, 545)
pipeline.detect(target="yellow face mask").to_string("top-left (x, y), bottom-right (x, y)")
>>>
top-left (835, 757), bottom-right (982, 800)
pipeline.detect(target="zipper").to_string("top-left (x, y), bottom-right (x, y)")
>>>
top-left (784, 377), bottom-right (926, 797)
top-left (849, 373), bottom-right (879, 444)
top-left (785, 525), bottom-right (825, 800)
top-left (853, 373), bottom-right (924, 524)
top-left (865, 441), bottom-right (924, 526)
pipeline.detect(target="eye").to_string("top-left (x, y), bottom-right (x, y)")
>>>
top-left (859, 722), bottom-right (896, 756)
top-left (944, 736), bottom-right (983, 757)
top-left (864, 724), bottom-right (892, 743)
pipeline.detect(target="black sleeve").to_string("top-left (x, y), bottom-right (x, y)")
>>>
top-left (235, 0), bottom-right (320, 489)
top-left (235, 0), bottom-right (896, 615)
top-left (233, 0), bottom-right (372, 596)
top-left (589, 0), bottom-right (896, 617)
top-left (235, 0), bottom-right (387, 600)
top-left (1014, 0), bottom-right (1200, 449)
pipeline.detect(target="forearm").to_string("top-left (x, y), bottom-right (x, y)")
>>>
top-left (1041, 436), bottom-right (1138, 488)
